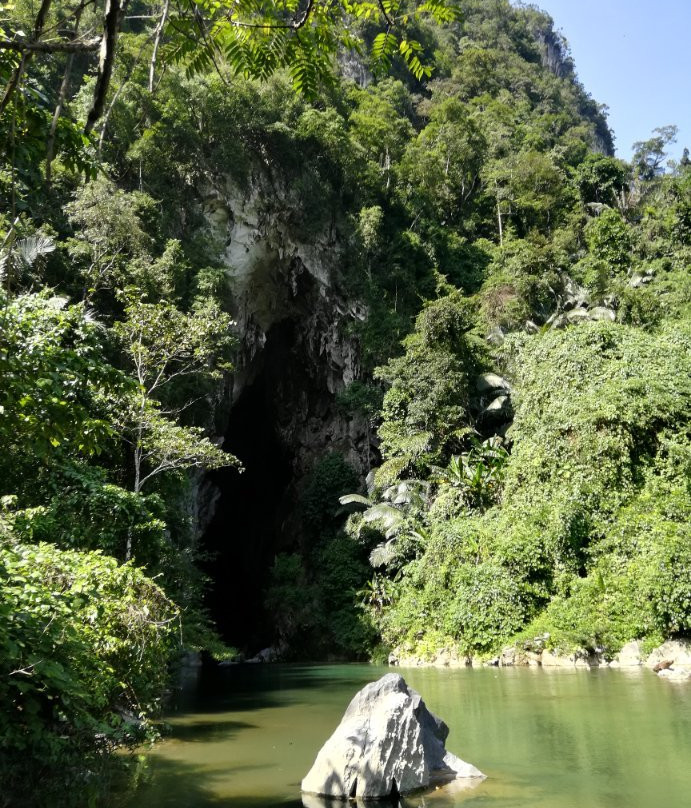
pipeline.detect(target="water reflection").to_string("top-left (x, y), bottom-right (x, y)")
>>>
top-left (301, 776), bottom-right (484, 808)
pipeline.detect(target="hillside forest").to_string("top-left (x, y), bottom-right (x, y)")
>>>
top-left (0, 0), bottom-right (689, 801)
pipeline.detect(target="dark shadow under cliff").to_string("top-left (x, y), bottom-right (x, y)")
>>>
top-left (201, 323), bottom-right (295, 651)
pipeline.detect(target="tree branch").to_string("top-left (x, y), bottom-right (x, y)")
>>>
top-left (149, 0), bottom-right (171, 92)
top-left (46, 0), bottom-right (88, 186)
top-left (0, 37), bottom-right (101, 53)
top-left (376, 0), bottom-right (394, 28)
top-left (222, 0), bottom-right (316, 30)
top-left (0, 0), bottom-right (54, 114)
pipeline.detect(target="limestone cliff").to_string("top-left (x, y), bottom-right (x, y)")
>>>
top-left (202, 175), bottom-right (371, 479)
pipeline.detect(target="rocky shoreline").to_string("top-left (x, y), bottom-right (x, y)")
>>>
top-left (388, 639), bottom-right (691, 682)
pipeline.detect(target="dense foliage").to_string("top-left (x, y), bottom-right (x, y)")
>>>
top-left (0, 538), bottom-right (178, 796)
top-left (1, 0), bottom-right (690, 797)
top-left (364, 322), bottom-right (690, 657)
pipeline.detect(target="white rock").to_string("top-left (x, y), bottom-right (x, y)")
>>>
top-left (645, 640), bottom-right (691, 669)
top-left (476, 373), bottom-right (511, 394)
top-left (612, 640), bottom-right (643, 668)
top-left (541, 650), bottom-right (574, 667)
top-left (657, 667), bottom-right (691, 682)
top-left (541, 650), bottom-right (601, 669)
top-left (301, 673), bottom-right (484, 800)
top-left (589, 306), bottom-right (616, 322)
top-left (565, 307), bottom-right (590, 324)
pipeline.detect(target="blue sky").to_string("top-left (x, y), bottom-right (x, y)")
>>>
top-left (528, 0), bottom-right (691, 160)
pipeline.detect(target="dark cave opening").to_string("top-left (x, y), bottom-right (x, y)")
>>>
top-left (201, 323), bottom-right (295, 653)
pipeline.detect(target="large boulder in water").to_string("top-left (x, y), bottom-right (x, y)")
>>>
top-left (301, 673), bottom-right (484, 800)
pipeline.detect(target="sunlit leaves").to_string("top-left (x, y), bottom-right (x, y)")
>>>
top-left (398, 39), bottom-right (429, 80)
top-left (0, 291), bottom-right (115, 461)
top-left (167, 0), bottom-right (460, 95)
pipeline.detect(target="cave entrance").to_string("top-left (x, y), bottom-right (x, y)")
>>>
top-left (201, 322), bottom-right (295, 652)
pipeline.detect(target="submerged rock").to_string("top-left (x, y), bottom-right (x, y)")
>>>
top-left (247, 645), bottom-right (282, 663)
top-left (301, 673), bottom-right (484, 800)
top-left (301, 773), bottom-right (483, 808)
top-left (657, 667), bottom-right (691, 682)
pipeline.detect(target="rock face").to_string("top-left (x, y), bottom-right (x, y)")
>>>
top-left (609, 640), bottom-right (643, 668)
top-left (644, 639), bottom-right (691, 669)
top-left (201, 176), bottom-right (371, 482)
top-left (194, 173), bottom-right (377, 647)
top-left (301, 673), bottom-right (484, 800)
top-left (541, 650), bottom-right (603, 669)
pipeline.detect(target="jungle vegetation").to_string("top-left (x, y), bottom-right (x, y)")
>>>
top-left (0, 0), bottom-right (689, 799)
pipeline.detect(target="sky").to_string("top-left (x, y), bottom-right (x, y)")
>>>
top-left (527, 0), bottom-right (691, 160)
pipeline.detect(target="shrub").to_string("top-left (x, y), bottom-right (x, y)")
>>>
top-left (0, 540), bottom-right (178, 787)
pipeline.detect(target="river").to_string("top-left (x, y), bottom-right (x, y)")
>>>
top-left (116, 662), bottom-right (691, 807)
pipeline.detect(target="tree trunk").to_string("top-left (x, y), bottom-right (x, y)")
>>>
top-left (148, 0), bottom-right (170, 92)
top-left (85, 0), bottom-right (122, 133)
top-left (46, 1), bottom-right (86, 186)
top-left (127, 430), bottom-right (143, 561)
top-left (98, 36), bottom-right (147, 154)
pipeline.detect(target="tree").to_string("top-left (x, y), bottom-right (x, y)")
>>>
top-left (0, 230), bottom-right (54, 294)
top-left (348, 79), bottom-right (414, 191)
top-left (169, 0), bottom-right (460, 95)
top-left (374, 292), bottom-right (483, 483)
top-left (575, 152), bottom-right (630, 208)
top-left (430, 437), bottom-right (508, 513)
top-left (0, 0), bottom-right (460, 174)
top-left (399, 98), bottom-right (487, 225)
top-left (632, 125), bottom-right (678, 180)
top-left (0, 291), bottom-right (114, 466)
top-left (0, 537), bottom-right (179, 792)
top-left (584, 207), bottom-right (634, 269)
top-left (341, 478), bottom-right (430, 569)
top-left (113, 296), bottom-right (239, 557)
top-left (65, 177), bottom-right (152, 301)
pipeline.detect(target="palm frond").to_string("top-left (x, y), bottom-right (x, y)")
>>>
top-left (369, 540), bottom-right (398, 568)
top-left (338, 493), bottom-right (371, 506)
top-left (15, 235), bottom-right (55, 269)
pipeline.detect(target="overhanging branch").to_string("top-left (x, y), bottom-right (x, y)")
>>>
top-left (0, 37), bottom-right (101, 53)
top-left (222, 0), bottom-right (316, 30)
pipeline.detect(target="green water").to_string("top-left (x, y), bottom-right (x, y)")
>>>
top-left (119, 663), bottom-right (691, 808)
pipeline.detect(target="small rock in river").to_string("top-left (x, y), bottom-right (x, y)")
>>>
top-left (657, 667), bottom-right (691, 682)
